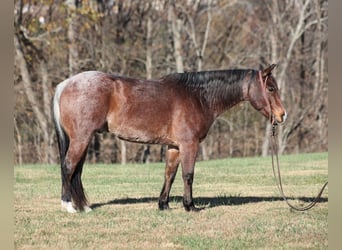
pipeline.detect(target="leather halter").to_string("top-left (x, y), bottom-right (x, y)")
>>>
top-left (258, 70), bottom-right (274, 124)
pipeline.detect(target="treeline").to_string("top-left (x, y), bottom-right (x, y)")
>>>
top-left (14, 0), bottom-right (328, 164)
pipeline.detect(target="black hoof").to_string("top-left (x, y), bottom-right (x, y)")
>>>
top-left (158, 201), bottom-right (170, 211)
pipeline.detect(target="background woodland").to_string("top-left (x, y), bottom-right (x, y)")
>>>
top-left (14, 0), bottom-right (328, 164)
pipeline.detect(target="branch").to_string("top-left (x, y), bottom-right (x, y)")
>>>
top-left (304, 17), bottom-right (328, 30)
top-left (182, 11), bottom-right (199, 56)
top-left (19, 25), bottom-right (62, 44)
top-left (200, 0), bottom-right (212, 59)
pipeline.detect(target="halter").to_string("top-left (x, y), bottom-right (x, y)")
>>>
top-left (258, 70), bottom-right (274, 124)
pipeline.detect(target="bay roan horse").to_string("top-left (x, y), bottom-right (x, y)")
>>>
top-left (53, 64), bottom-right (287, 213)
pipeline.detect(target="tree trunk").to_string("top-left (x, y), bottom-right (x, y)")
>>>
top-left (142, 15), bottom-right (153, 164)
top-left (121, 140), bottom-right (127, 165)
top-left (40, 61), bottom-right (54, 163)
top-left (14, 35), bottom-right (52, 163)
top-left (66, 0), bottom-right (79, 76)
top-left (313, 0), bottom-right (322, 99)
top-left (313, 0), bottom-right (326, 147)
top-left (168, 3), bottom-right (184, 73)
top-left (14, 117), bottom-right (23, 165)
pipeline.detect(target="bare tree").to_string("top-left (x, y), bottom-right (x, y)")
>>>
top-left (261, 0), bottom-right (327, 155)
top-left (168, 2), bottom-right (184, 73)
top-left (14, 117), bottom-right (22, 165)
top-left (13, 0), bottom-right (327, 164)
top-left (14, 35), bottom-right (54, 163)
top-left (66, 0), bottom-right (80, 76)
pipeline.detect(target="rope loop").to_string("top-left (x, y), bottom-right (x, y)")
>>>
top-left (270, 125), bottom-right (328, 211)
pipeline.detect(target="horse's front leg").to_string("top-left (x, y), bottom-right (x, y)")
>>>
top-left (158, 146), bottom-right (180, 210)
top-left (180, 142), bottom-right (201, 212)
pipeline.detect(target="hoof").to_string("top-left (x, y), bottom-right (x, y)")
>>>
top-left (61, 201), bottom-right (77, 213)
top-left (184, 202), bottom-right (204, 212)
top-left (158, 201), bottom-right (170, 211)
top-left (83, 206), bottom-right (92, 213)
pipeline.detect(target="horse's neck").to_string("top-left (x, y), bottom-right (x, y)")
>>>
top-left (165, 69), bottom-right (253, 118)
top-left (205, 80), bottom-right (247, 118)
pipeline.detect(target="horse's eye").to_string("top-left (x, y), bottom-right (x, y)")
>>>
top-left (267, 86), bottom-right (275, 92)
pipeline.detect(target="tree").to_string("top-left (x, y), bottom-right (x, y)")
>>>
top-left (261, 0), bottom-right (328, 156)
top-left (13, 0), bottom-right (328, 164)
top-left (14, 0), bottom-right (56, 163)
top-left (168, 1), bottom-right (184, 73)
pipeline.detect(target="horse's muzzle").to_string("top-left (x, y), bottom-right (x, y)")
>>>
top-left (273, 111), bottom-right (287, 125)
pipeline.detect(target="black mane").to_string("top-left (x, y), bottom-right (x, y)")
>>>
top-left (161, 69), bottom-right (257, 111)
top-left (161, 69), bottom-right (254, 89)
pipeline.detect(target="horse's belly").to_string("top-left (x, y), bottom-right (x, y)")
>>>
top-left (107, 120), bottom-right (175, 146)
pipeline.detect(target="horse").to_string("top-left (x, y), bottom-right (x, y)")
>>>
top-left (53, 64), bottom-right (287, 213)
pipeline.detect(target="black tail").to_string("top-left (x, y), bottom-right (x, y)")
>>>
top-left (70, 150), bottom-right (89, 210)
top-left (55, 125), bottom-right (70, 165)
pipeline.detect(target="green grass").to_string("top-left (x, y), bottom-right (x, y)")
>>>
top-left (14, 152), bottom-right (328, 249)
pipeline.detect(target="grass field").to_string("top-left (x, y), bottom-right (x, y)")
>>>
top-left (14, 152), bottom-right (328, 249)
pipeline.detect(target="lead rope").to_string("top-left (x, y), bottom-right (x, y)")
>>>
top-left (270, 124), bottom-right (328, 211)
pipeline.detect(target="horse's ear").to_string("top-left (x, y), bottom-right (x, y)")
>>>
top-left (262, 64), bottom-right (277, 77)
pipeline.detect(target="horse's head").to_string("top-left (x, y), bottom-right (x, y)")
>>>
top-left (248, 64), bottom-right (287, 125)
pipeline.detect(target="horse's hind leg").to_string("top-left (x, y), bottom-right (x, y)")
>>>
top-left (158, 146), bottom-right (180, 210)
top-left (61, 137), bottom-right (91, 213)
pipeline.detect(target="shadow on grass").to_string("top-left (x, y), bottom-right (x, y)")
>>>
top-left (90, 195), bottom-right (328, 210)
